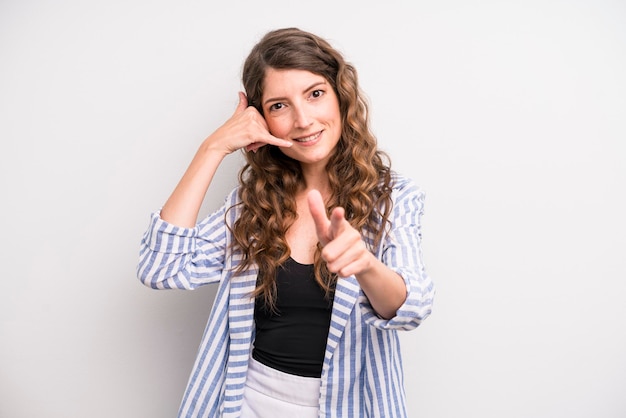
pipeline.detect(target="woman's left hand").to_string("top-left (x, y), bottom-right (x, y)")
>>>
top-left (308, 189), bottom-right (407, 318)
top-left (307, 189), bottom-right (374, 278)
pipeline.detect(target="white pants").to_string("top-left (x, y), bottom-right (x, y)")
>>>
top-left (241, 357), bottom-right (321, 418)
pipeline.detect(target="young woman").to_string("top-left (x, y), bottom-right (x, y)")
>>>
top-left (137, 27), bottom-right (435, 418)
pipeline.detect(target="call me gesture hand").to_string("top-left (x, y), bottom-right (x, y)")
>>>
top-left (307, 190), bottom-right (407, 319)
top-left (159, 92), bottom-right (291, 228)
top-left (217, 92), bottom-right (292, 155)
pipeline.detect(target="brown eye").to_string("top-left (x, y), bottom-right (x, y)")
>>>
top-left (269, 102), bottom-right (284, 111)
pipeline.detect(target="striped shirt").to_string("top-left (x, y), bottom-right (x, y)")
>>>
top-left (137, 173), bottom-right (435, 417)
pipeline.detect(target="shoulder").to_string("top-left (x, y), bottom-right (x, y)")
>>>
top-left (221, 186), bottom-right (243, 222)
top-left (390, 171), bottom-right (425, 202)
top-left (225, 186), bottom-right (242, 206)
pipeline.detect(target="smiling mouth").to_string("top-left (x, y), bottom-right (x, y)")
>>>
top-left (294, 131), bottom-right (322, 143)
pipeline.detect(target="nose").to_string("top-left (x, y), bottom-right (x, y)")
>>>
top-left (293, 105), bottom-right (312, 129)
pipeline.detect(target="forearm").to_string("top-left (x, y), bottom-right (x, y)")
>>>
top-left (160, 143), bottom-right (227, 228)
top-left (355, 254), bottom-right (407, 320)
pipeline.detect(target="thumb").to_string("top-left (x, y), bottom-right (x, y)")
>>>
top-left (307, 189), bottom-right (331, 246)
top-left (235, 91), bottom-right (249, 114)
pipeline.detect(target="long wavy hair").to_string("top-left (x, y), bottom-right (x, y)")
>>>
top-left (229, 27), bottom-right (393, 310)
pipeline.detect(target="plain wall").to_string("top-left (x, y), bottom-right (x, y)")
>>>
top-left (1, 1), bottom-right (625, 417)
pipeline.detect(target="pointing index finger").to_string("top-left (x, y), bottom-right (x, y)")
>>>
top-left (307, 189), bottom-right (331, 246)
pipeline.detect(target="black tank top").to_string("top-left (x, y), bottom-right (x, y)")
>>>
top-left (252, 257), bottom-right (333, 378)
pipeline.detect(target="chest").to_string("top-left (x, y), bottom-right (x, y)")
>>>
top-left (285, 198), bottom-right (320, 264)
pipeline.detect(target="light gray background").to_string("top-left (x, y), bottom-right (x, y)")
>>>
top-left (1, 1), bottom-right (625, 417)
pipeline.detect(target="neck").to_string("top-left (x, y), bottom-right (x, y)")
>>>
top-left (300, 164), bottom-right (330, 196)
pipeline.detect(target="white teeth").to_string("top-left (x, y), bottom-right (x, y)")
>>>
top-left (295, 132), bottom-right (321, 142)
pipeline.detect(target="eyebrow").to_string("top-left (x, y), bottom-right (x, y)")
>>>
top-left (263, 81), bottom-right (328, 107)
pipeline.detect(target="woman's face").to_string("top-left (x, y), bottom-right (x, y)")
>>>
top-left (261, 68), bottom-right (342, 170)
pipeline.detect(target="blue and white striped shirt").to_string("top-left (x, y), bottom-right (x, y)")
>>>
top-left (137, 173), bottom-right (435, 417)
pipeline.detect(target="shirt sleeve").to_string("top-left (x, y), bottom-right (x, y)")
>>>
top-left (360, 176), bottom-right (436, 330)
top-left (136, 191), bottom-right (235, 290)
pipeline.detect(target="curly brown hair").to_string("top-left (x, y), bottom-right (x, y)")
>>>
top-left (229, 27), bottom-right (393, 310)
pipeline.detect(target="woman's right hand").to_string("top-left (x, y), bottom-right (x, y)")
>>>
top-left (203, 92), bottom-right (292, 156)
top-left (159, 92), bottom-right (291, 227)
